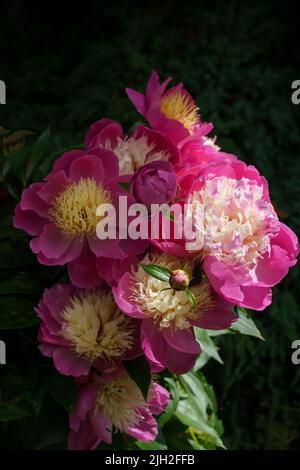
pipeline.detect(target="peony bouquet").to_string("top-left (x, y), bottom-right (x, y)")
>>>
top-left (12, 71), bottom-right (299, 450)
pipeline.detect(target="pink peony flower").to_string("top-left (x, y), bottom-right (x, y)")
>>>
top-left (126, 70), bottom-right (213, 144)
top-left (36, 283), bottom-right (142, 377)
top-left (156, 158), bottom-right (299, 310)
top-left (113, 253), bottom-right (237, 374)
top-left (85, 119), bottom-right (180, 174)
top-left (68, 368), bottom-right (170, 450)
top-left (13, 147), bottom-right (146, 288)
top-left (130, 160), bottom-right (177, 206)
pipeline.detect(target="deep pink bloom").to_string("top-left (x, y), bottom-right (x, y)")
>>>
top-left (84, 119), bottom-right (180, 174)
top-left (130, 160), bottom-right (177, 206)
top-left (126, 70), bottom-right (213, 144)
top-left (13, 147), bottom-right (145, 288)
top-left (113, 254), bottom-right (237, 374)
top-left (68, 368), bottom-right (170, 450)
top-left (36, 283), bottom-right (142, 377)
top-left (155, 158), bottom-right (299, 310)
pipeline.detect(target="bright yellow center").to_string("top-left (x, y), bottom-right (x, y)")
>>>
top-left (160, 90), bottom-right (199, 132)
top-left (61, 291), bottom-right (133, 362)
top-left (131, 254), bottom-right (213, 330)
top-left (49, 178), bottom-right (112, 238)
top-left (95, 371), bottom-right (146, 432)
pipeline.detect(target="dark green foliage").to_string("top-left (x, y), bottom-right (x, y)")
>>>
top-left (0, 0), bottom-right (299, 449)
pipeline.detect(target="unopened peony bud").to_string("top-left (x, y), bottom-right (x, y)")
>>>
top-left (169, 269), bottom-right (189, 290)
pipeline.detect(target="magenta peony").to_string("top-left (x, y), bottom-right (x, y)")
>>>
top-left (126, 70), bottom-right (213, 144)
top-left (36, 283), bottom-right (142, 377)
top-left (68, 368), bottom-right (170, 450)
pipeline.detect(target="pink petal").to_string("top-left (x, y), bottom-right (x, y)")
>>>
top-left (13, 204), bottom-right (47, 236)
top-left (239, 285), bottom-right (272, 311)
top-left (148, 383), bottom-right (170, 415)
top-left (52, 150), bottom-right (85, 175)
top-left (125, 88), bottom-right (147, 116)
top-left (68, 419), bottom-right (101, 450)
top-left (37, 170), bottom-right (71, 204)
top-left (68, 242), bottom-right (103, 288)
top-left (69, 155), bottom-right (105, 183)
top-left (89, 411), bottom-right (112, 444)
top-left (112, 272), bottom-right (148, 319)
top-left (53, 347), bottom-right (91, 377)
top-left (163, 328), bottom-right (200, 354)
top-left (19, 182), bottom-right (49, 218)
top-left (30, 223), bottom-right (73, 260)
top-left (126, 408), bottom-right (157, 442)
top-left (166, 345), bottom-right (196, 374)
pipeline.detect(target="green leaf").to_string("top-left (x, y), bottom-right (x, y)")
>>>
top-left (119, 182), bottom-right (131, 191)
top-left (176, 371), bottom-right (225, 449)
top-left (0, 404), bottom-right (29, 422)
top-left (48, 371), bottom-right (77, 414)
top-left (141, 264), bottom-right (172, 282)
top-left (124, 356), bottom-right (151, 401)
top-left (185, 289), bottom-right (196, 308)
top-left (230, 307), bottom-right (265, 340)
top-left (0, 272), bottom-right (42, 296)
top-left (194, 328), bottom-right (223, 366)
top-left (0, 297), bottom-right (39, 329)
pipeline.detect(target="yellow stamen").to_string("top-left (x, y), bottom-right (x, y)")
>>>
top-left (61, 291), bottom-right (133, 362)
top-left (95, 371), bottom-right (146, 431)
top-left (160, 90), bottom-right (199, 132)
top-left (49, 178), bottom-right (112, 238)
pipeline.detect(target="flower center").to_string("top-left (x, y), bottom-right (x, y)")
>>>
top-left (103, 135), bottom-right (169, 175)
top-left (160, 90), bottom-right (198, 132)
top-left (49, 178), bottom-right (112, 238)
top-left (188, 176), bottom-right (280, 274)
top-left (131, 254), bottom-right (212, 330)
top-left (61, 291), bottom-right (133, 362)
top-left (95, 371), bottom-right (146, 432)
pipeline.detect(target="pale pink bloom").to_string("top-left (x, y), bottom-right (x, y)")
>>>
top-left (68, 368), bottom-right (170, 450)
top-left (155, 158), bottom-right (299, 310)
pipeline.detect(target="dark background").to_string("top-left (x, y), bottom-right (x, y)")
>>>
top-left (0, 0), bottom-right (300, 449)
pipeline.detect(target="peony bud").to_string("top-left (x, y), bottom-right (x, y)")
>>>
top-left (169, 269), bottom-right (190, 290)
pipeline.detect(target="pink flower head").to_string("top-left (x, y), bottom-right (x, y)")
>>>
top-left (113, 253), bottom-right (237, 374)
top-left (68, 368), bottom-right (170, 450)
top-left (162, 158), bottom-right (299, 311)
top-left (36, 283), bottom-right (142, 377)
top-left (126, 70), bottom-right (213, 144)
top-left (84, 118), bottom-right (180, 175)
top-left (13, 147), bottom-right (146, 288)
top-left (130, 160), bottom-right (177, 206)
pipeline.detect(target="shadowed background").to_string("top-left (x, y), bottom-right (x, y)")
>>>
top-left (0, 0), bottom-right (299, 449)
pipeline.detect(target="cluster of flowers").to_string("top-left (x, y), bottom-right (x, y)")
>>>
top-left (13, 71), bottom-right (299, 450)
